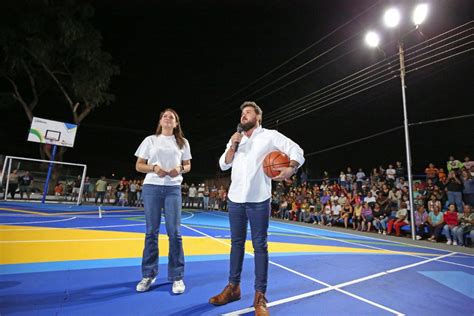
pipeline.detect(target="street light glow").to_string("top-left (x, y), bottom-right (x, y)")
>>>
top-left (365, 31), bottom-right (380, 47)
top-left (384, 8), bottom-right (401, 28)
top-left (413, 3), bottom-right (428, 26)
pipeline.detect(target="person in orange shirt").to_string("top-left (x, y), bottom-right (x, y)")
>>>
top-left (424, 163), bottom-right (439, 182)
top-left (438, 168), bottom-right (447, 184)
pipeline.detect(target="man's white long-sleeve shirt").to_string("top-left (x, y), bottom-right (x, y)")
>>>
top-left (219, 126), bottom-right (304, 203)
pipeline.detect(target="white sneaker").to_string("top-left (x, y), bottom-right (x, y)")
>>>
top-left (383, 231), bottom-right (386, 235)
top-left (446, 240), bottom-right (452, 245)
top-left (416, 235), bottom-right (422, 240)
top-left (136, 276), bottom-right (156, 292)
top-left (453, 241), bottom-right (458, 246)
top-left (172, 280), bottom-right (185, 294)
top-left (378, 230), bottom-right (382, 234)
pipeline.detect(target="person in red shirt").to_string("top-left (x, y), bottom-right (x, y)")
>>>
top-left (442, 203), bottom-right (459, 245)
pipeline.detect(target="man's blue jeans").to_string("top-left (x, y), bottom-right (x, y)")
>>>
top-left (227, 198), bottom-right (270, 293)
top-left (141, 184), bottom-right (184, 281)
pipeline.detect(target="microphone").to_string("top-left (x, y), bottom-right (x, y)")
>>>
top-left (234, 123), bottom-right (243, 152)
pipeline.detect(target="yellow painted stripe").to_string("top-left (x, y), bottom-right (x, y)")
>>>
top-left (0, 225), bottom-right (436, 265)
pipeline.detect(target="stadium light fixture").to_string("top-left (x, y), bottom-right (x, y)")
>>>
top-left (365, 31), bottom-right (380, 47)
top-left (384, 8), bottom-right (401, 28)
top-left (413, 3), bottom-right (428, 26)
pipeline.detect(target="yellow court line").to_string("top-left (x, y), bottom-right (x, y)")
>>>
top-left (0, 208), bottom-right (46, 215)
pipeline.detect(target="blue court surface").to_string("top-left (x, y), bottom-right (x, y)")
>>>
top-left (1, 201), bottom-right (473, 315)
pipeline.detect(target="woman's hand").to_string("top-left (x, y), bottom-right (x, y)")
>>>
top-left (154, 165), bottom-right (168, 178)
top-left (168, 165), bottom-right (182, 178)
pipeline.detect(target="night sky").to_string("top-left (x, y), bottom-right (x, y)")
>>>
top-left (1, 0), bottom-right (473, 182)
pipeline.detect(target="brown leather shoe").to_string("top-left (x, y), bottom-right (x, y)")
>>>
top-left (209, 283), bottom-right (241, 306)
top-left (254, 291), bottom-right (269, 316)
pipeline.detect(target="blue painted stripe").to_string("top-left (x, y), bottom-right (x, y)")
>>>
top-left (419, 271), bottom-right (474, 299)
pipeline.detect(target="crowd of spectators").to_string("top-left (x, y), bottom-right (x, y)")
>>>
top-left (270, 156), bottom-right (474, 247)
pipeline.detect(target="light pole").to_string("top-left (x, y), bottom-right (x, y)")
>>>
top-left (365, 4), bottom-right (429, 240)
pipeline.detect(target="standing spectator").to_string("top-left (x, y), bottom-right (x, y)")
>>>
top-left (425, 163), bottom-right (439, 182)
top-left (203, 186), bottom-right (210, 210)
top-left (463, 156), bottom-right (473, 172)
top-left (446, 171), bottom-right (464, 212)
top-left (134, 108), bottom-right (191, 294)
top-left (72, 175), bottom-right (82, 202)
top-left (395, 161), bottom-right (405, 180)
top-left (339, 171), bottom-right (346, 189)
top-left (197, 184), bottom-right (205, 209)
top-left (427, 205), bottom-right (444, 242)
top-left (461, 170), bottom-right (474, 207)
top-left (7, 169), bottom-right (19, 199)
top-left (83, 176), bottom-right (91, 202)
top-left (188, 183), bottom-right (197, 208)
top-left (209, 185), bottom-right (218, 210)
top-left (19, 171), bottom-right (34, 200)
top-left (356, 168), bottom-right (366, 190)
top-left (346, 167), bottom-right (354, 191)
top-left (443, 203), bottom-right (459, 245)
top-left (385, 164), bottom-right (396, 185)
top-left (95, 177), bottom-right (108, 205)
top-left (129, 180), bottom-right (138, 206)
top-left (452, 205), bottom-right (473, 246)
top-left (447, 156), bottom-right (463, 173)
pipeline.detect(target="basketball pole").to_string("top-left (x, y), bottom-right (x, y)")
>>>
top-left (41, 145), bottom-right (57, 203)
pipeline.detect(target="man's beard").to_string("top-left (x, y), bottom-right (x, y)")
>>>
top-left (240, 119), bottom-right (257, 131)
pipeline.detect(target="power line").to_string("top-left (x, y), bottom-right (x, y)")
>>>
top-left (305, 113), bottom-right (474, 157)
top-left (208, 1), bottom-right (382, 113)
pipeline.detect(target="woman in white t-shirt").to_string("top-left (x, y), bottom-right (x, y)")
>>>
top-left (134, 108), bottom-right (192, 294)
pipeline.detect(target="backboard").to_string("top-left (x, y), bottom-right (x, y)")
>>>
top-left (28, 117), bottom-right (78, 148)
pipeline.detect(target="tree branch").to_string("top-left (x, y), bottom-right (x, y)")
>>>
top-left (3, 75), bottom-right (33, 122)
top-left (21, 60), bottom-right (39, 112)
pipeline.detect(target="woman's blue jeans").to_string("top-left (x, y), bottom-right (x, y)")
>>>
top-left (227, 198), bottom-right (270, 293)
top-left (141, 184), bottom-right (184, 281)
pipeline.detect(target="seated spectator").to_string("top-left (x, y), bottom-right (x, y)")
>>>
top-left (414, 205), bottom-right (429, 240)
top-left (361, 202), bottom-right (374, 231)
top-left (54, 182), bottom-right (63, 197)
top-left (452, 204), bottom-right (473, 246)
top-left (372, 203), bottom-right (385, 234)
top-left (331, 202), bottom-right (342, 226)
top-left (387, 202), bottom-right (409, 236)
top-left (322, 202), bottom-right (332, 226)
top-left (341, 201), bottom-right (353, 229)
top-left (427, 205), bottom-right (444, 242)
top-left (443, 203), bottom-right (460, 245)
top-left (352, 201), bottom-right (362, 230)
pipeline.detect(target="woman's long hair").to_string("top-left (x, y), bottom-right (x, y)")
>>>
top-left (155, 108), bottom-right (186, 149)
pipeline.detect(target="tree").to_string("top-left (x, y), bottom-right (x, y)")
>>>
top-left (0, 0), bottom-right (119, 161)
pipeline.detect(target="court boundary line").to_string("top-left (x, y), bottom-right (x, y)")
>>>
top-left (182, 223), bottom-right (405, 316)
top-left (0, 217), bottom-right (77, 225)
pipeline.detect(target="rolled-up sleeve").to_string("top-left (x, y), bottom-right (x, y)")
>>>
top-left (219, 141), bottom-right (233, 171)
top-left (273, 131), bottom-right (305, 169)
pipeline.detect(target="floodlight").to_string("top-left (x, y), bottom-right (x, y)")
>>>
top-left (384, 8), bottom-right (401, 28)
top-left (365, 31), bottom-right (380, 47)
top-left (413, 3), bottom-right (428, 26)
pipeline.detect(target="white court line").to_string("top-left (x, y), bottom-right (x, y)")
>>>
top-left (0, 211), bottom-right (194, 232)
top-left (182, 223), bottom-right (404, 316)
top-left (0, 236), bottom-right (170, 243)
top-left (223, 251), bottom-right (456, 316)
top-left (202, 211), bottom-right (474, 269)
top-left (269, 223), bottom-right (474, 269)
top-left (0, 217), bottom-right (77, 225)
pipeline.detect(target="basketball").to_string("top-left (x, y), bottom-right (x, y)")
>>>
top-left (263, 151), bottom-right (290, 178)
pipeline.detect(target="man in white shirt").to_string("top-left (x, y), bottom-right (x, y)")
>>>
top-left (209, 101), bottom-right (304, 315)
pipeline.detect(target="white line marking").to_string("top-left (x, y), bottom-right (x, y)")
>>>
top-left (0, 217), bottom-right (77, 225)
top-left (223, 252), bottom-right (456, 316)
top-left (0, 236), bottom-right (169, 243)
top-left (182, 223), bottom-right (405, 315)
